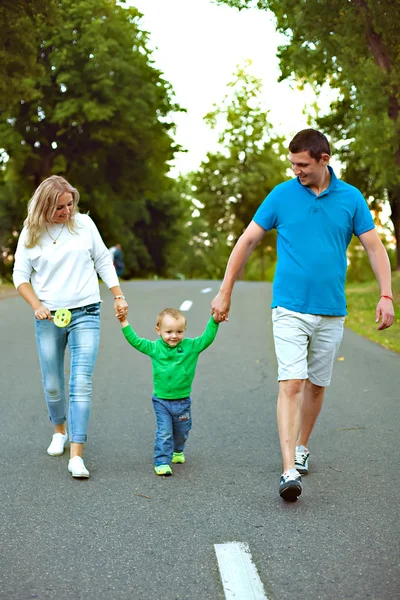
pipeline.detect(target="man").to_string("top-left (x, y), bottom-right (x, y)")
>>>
top-left (113, 243), bottom-right (124, 278)
top-left (211, 129), bottom-right (394, 502)
top-left (109, 244), bottom-right (125, 278)
top-left (108, 245), bottom-right (116, 261)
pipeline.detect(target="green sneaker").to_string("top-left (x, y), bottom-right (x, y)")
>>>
top-left (172, 452), bottom-right (185, 464)
top-left (154, 464), bottom-right (172, 476)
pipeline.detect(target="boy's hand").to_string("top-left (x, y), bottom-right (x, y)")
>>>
top-left (115, 310), bottom-right (128, 327)
top-left (115, 305), bottom-right (127, 319)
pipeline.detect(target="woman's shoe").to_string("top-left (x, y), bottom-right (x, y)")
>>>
top-left (68, 456), bottom-right (90, 478)
top-left (47, 431), bottom-right (68, 456)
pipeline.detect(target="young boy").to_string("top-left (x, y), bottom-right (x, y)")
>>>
top-left (117, 308), bottom-right (219, 476)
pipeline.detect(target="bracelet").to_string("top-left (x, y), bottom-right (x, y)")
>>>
top-left (114, 295), bottom-right (125, 300)
top-left (380, 295), bottom-right (393, 301)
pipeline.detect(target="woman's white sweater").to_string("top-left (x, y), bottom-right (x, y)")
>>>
top-left (13, 213), bottom-right (119, 310)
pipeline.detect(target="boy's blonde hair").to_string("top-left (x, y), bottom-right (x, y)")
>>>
top-left (156, 308), bottom-right (187, 328)
top-left (24, 175), bottom-right (80, 248)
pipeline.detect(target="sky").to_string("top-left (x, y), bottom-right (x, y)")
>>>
top-left (126, 0), bottom-right (336, 176)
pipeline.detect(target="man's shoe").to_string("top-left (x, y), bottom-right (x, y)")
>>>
top-left (68, 456), bottom-right (90, 478)
top-left (154, 465), bottom-right (172, 476)
top-left (279, 469), bottom-right (302, 501)
top-left (172, 452), bottom-right (185, 464)
top-left (47, 431), bottom-right (68, 456)
top-left (295, 445), bottom-right (310, 475)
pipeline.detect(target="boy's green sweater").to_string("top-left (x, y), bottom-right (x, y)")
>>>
top-left (122, 317), bottom-right (219, 399)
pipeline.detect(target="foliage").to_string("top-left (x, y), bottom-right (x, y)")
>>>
top-left (187, 62), bottom-right (286, 280)
top-left (163, 176), bottom-right (232, 280)
top-left (0, 0), bottom-right (58, 109)
top-left (0, 0), bottom-right (184, 279)
top-left (345, 272), bottom-right (400, 353)
top-left (215, 0), bottom-right (400, 268)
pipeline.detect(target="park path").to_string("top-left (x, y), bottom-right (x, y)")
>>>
top-left (0, 280), bottom-right (399, 599)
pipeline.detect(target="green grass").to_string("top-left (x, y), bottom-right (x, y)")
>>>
top-left (345, 272), bottom-right (400, 353)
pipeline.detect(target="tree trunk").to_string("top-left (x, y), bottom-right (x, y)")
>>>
top-left (388, 187), bottom-right (400, 270)
top-left (352, 0), bottom-right (400, 269)
top-left (34, 148), bottom-right (54, 188)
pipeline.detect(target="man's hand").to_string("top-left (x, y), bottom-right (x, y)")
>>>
top-left (376, 297), bottom-right (395, 330)
top-left (211, 290), bottom-right (231, 323)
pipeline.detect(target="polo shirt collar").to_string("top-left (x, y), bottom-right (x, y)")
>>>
top-left (297, 165), bottom-right (338, 197)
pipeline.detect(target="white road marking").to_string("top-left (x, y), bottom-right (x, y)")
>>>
top-left (200, 287), bottom-right (213, 294)
top-left (214, 542), bottom-right (268, 600)
top-left (179, 300), bottom-right (193, 311)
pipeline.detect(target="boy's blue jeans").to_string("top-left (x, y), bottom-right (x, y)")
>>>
top-left (152, 395), bottom-right (192, 466)
top-left (34, 303), bottom-right (100, 443)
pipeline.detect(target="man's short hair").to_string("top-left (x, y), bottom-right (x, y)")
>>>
top-left (289, 129), bottom-right (331, 160)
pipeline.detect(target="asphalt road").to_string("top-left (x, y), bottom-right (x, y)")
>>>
top-left (0, 280), bottom-right (399, 600)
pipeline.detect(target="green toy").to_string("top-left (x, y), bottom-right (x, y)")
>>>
top-left (54, 308), bottom-right (72, 328)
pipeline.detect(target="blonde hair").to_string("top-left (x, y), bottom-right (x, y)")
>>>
top-left (24, 175), bottom-right (80, 248)
top-left (156, 308), bottom-right (187, 328)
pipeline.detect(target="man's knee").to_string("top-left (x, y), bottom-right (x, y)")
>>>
top-left (279, 379), bottom-right (305, 397)
top-left (306, 379), bottom-right (325, 396)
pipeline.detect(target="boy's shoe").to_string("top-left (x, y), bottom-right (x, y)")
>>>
top-left (47, 431), bottom-right (68, 456)
top-left (154, 464), bottom-right (172, 476)
top-left (279, 469), bottom-right (302, 501)
top-left (172, 452), bottom-right (185, 464)
top-left (295, 445), bottom-right (310, 475)
top-left (68, 456), bottom-right (90, 478)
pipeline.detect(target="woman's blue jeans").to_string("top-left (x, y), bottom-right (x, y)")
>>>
top-left (152, 395), bottom-right (192, 466)
top-left (34, 303), bottom-right (101, 443)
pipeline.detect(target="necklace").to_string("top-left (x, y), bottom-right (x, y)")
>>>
top-left (46, 224), bottom-right (65, 244)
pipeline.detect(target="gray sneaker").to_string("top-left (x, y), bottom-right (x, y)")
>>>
top-left (295, 445), bottom-right (310, 475)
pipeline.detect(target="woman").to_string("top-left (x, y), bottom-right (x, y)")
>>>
top-left (13, 175), bottom-right (128, 478)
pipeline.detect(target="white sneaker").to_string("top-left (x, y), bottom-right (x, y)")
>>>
top-left (68, 456), bottom-right (90, 478)
top-left (295, 445), bottom-right (310, 475)
top-left (47, 431), bottom-right (68, 456)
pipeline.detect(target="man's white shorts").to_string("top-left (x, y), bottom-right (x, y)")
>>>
top-left (271, 306), bottom-right (345, 387)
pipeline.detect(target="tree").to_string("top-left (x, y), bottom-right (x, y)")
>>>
top-left (0, 0), bottom-right (57, 109)
top-left (215, 0), bottom-right (400, 269)
top-left (189, 62), bottom-right (287, 280)
top-left (0, 0), bottom-right (184, 279)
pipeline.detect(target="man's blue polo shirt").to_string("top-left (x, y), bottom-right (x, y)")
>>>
top-left (253, 167), bottom-right (374, 316)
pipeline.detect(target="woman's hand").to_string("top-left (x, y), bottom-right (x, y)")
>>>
top-left (34, 305), bottom-right (53, 321)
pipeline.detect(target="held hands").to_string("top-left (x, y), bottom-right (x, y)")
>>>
top-left (375, 296), bottom-right (395, 330)
top-left (211, 289), bottom-right (231, 323)
top-left (114, 297), bottom-right (128, 327)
